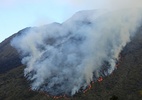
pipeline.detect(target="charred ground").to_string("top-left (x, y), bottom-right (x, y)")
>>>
top-left (0, 26), bottom-right (142, 100)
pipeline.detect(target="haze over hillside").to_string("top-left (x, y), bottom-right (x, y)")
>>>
top-left (0, 9), bottom-right (142, 100)
top-left (0, 23), bottom-right (142, 100)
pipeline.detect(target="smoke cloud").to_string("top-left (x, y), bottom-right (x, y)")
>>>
top-left (56, 0), bottom-right (142, 10)
top-left (11, 9), bottom-right (142, 96)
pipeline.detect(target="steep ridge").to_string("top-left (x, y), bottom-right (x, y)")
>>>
top-left (0, 27), bottom-right (31, 73)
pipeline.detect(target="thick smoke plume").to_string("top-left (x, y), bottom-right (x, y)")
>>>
top-left (11, 9), bottom-right (142, 96)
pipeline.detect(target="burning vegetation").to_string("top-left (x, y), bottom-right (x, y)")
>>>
top-left (11, 9), bottom-right (142, 96)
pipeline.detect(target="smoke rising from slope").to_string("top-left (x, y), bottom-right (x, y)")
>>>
top-left (11, 9), bottom-right (142, 96)
top-left (56, 0), bottom-right (142, 11)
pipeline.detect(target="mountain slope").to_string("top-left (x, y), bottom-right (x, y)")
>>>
top-left (0, 9), bottom-right (142, 99)
top-left (0, 26), bottom-right (142, 100)
top-left (0, 27), bottom-right (31, 73)
top-left (10, 9), bottom-right (142, 96)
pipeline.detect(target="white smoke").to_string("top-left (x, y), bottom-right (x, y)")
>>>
top-left (11, 9), bottom-right (142, 96)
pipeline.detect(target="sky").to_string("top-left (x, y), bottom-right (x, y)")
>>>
top-left (0, 0), bottom-right (142, 42)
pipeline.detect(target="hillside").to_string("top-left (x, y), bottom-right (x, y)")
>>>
top-left (0, 27), bottom-right (31, 73)
top-left (1, 9), bottom-right (142, 100)
top-left (0, 25), bottom-right (142, 100)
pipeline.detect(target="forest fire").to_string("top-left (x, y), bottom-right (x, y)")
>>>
top-left (39, 90), bottom-right (68, 99)
top-left (83, 76), bottom-right (104, 94)
top-left (97, 77), bottom-right (103, 82)
top-left (83, 84), bottom-right (92, 93)
top-left (11, 8), bottom-right (141, 97)
top-left (27, 53), bottom-right (123, 99)
top-left (116, 54), bottom-right (122, 68)
top-left (28, 58), bottom-right (122, 99)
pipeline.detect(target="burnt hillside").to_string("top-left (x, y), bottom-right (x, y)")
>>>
top-left (0, 26), bottom-right (142, 100)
